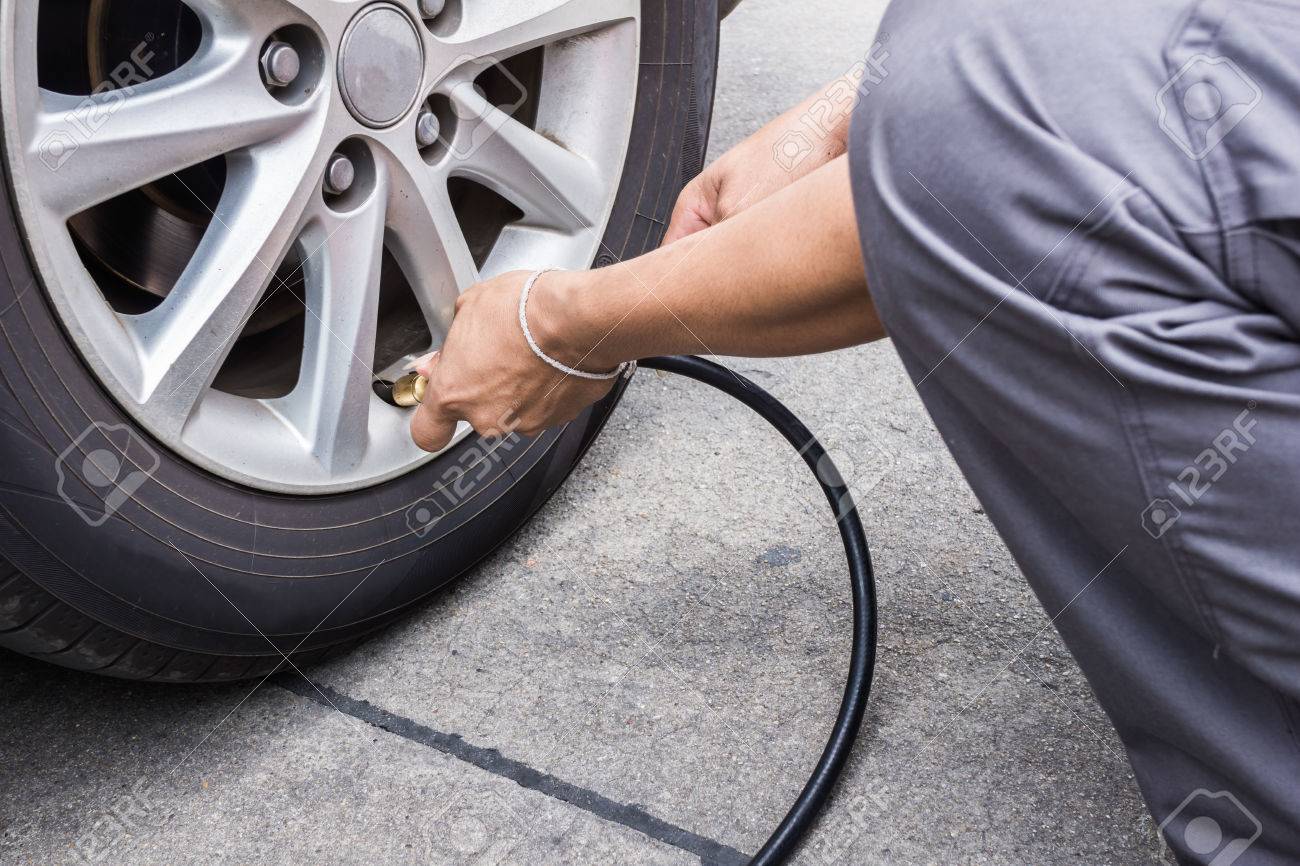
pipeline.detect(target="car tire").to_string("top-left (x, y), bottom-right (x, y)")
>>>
top-left (0, 0), bottom-right (718, 681)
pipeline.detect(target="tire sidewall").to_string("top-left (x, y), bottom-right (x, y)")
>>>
top-left (0, 0), bottom-right (718, 657)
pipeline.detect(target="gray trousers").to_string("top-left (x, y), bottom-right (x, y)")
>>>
top-left (849, 1), bottom-right (1300, 862)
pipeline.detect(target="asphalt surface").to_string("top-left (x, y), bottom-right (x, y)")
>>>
top-left (2, 1), bottom-right (1169, 864)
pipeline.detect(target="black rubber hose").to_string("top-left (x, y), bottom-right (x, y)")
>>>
top-left (638, 355), bottom-right (878, 866)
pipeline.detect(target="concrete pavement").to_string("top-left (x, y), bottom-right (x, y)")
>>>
top-left (1, 2), bottom-right (1168, 863)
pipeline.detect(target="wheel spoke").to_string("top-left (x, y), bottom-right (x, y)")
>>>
top-left (126, 139), bottom-right (325, 433)
top-left (182, 0), bottom-right (348, 33)
top-left (4, 0), bottom-right (642, 492)
top-left (386, 153), bottom-right (477, 335)
top-left (29, 43), bottom-right (311, 220)
top-left (270, 176), bottom-right (390, 472)
top-left (444, 0), bottom-right (639, 65)
top-left (448, 86), bottom-right (604, 234)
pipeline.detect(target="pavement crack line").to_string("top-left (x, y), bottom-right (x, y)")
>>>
top-left (275, 677), bottom-right (751, 866)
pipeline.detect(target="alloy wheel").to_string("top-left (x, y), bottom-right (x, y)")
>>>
top-left (1, 0), bottom-right (640, 493)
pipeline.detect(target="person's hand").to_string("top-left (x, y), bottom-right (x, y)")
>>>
top-left (663, 77), bottom-right (854, 244)
top-left (409, 270), bottom-right (617, 453)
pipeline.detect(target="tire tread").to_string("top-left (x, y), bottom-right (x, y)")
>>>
top-left (0, 566), bottom-right (352, 683)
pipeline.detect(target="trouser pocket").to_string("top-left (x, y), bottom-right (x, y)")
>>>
top-left (1162, 0), bottom-right (1300, 331)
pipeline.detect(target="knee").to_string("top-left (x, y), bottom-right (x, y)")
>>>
top-left (846, 5), bottom-right (1030, 312)
top-left (853, 0), bottom-right (1186, 198)
top-left (853, 3), bottom-right (1048, 194)
top-left (847, 1), bottom-right (1152, 312)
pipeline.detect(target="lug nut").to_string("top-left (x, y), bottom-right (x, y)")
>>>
top-left (260, 41), bottom-right (301, 89)
top-left (324, 153), bottom-right (355, 196)
top-left (416, 109), bottom-right (441, 148)
top-left (418, 0), bottom-right (446, 18)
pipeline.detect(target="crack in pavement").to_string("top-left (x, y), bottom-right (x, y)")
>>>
top-left (276, 677), bottom-right (751, 866)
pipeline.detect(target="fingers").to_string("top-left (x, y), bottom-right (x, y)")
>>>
top-left (404, 266), bottom-right (607, 453)
top-left (663, 182), bottom-right (713, 246)
top-left (410, 402), bottom-right (459, 453)
top-left (663, 212), bottom-right (710, 246)
top-left (407, 350), bottom-right (438, 373)
top-left (409, 353), bottom-right (457, 453)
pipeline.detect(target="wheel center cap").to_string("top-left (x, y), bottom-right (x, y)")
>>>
top-left (338, 3), bottom-right (425, 128)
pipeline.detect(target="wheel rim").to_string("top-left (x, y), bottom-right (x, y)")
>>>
top-left (0, 0), bottom-right (640, 494)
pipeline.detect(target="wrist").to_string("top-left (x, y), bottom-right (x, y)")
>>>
top-left (528, 268), bottom-right (631, 373)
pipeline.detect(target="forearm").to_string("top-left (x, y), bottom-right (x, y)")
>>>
top-left (538, 155), bottom-right (882, 367)
top-left (756, 72), bottom-right (858, 168)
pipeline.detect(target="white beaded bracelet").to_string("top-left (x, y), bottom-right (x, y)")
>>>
top-left (518, 268), bottom-right (634, 381)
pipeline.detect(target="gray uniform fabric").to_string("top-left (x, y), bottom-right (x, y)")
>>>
top-left (849, 1), bottom-right (1300, 863)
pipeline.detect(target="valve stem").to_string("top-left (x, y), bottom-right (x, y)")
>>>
top-left (374, 372), bottom-right (427, 408)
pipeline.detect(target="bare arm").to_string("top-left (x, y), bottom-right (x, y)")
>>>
top-left (663, 72), bottom-right (860, 243)
top-left (542, 155), bottom-right (878, 368)
top-left (410, 155), bottom-right (881, 452)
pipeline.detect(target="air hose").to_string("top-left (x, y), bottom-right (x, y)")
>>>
top-left (639, 356), bottom-right (878, 865)
top-left (384, 355), bottom-right (878, 864)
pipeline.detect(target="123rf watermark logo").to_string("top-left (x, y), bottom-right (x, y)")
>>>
top-left (802, 785), bottom-right (893, 865)
top-left (72, 777), bottom-right (165, 864)
top-left (1157, 54), bottom-right (1262, 160)
top-left (783, 426), bottom-right (891, 529)
top-left (426, 55), bottom-right (529, 161)
top-left (421, 787), bottom-right (575, 866)
top-left (39, 39), bottom-right (156, 172)
top-left (1140, 407), bottom-right (1257, 539)
top-left (773, 38), bottom-right (891, 172)
top-left (405, 413), bottom-right (523, 537)
top-left (1159, 789), bottom-right (1261, 865)
top-left (55, 422), bottom-right (160, 528)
